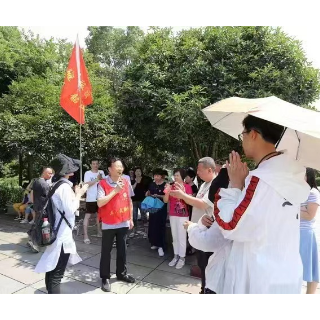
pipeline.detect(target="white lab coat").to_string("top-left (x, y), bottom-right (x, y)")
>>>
top-left (35, 178), bottom-right (81, 273)
top-left (188, 153), bottom-right (310, 294)
top-left (188, 219), bottom-right (232, 293)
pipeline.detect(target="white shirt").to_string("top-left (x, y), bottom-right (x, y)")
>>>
top-left (35, 178), bottom-right (81, 273)
top-left (188, 219), bottom-right (232, 293)
top-left (189, 154), bottom-right (310, 294)
top-left (191, 179), bottom-right (214, 223)
top-left (84, 170), bottom-right (106, 202)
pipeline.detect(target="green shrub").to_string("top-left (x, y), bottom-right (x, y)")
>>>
top-left (0, 179), bottom-right (24, 208)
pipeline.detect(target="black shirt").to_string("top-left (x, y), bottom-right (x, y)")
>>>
top-left (191, 184), bottom-right (198, 195)
top-left (148, 181), bottom-right (166, 196)
top-left (208, 168), bottom-right (229, 204)
top-left (32, 178), bottom-right (50, 212)
top-left (132, 176), bottom-right (151, 202)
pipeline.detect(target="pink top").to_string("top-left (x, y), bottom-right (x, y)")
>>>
top-left (168, 183), bottom-right (193, 217)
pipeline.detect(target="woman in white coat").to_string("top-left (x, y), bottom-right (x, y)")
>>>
top-left (35, 154), bottom-right (88, 294)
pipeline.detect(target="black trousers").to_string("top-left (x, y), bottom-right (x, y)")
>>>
top-left (204, 288), bottom-right (216, 294)
top-left (45, 245), bottom-right (70, 294)
top-left (196, 250), bottom-right (213, 293)
top-left (148, 205), bottom-right (167, 249)
top-left (100, 227), bottom-right (129, 280)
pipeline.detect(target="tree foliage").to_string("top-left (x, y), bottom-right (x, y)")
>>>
top-left (0, 26), bottom-right (320, 182)
top-left (118, 26), bottom-right (320, 164)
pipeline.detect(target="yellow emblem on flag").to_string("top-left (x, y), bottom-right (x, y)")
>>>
top-left (66, 69), bottom-right (74, 82)
top-left (70, 94), bottom-right (79, 104)
top-left (84, 90), bottom-right (91, 99)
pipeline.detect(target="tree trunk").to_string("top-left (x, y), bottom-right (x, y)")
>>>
top-left (191, 136), bottom-right (201, 160)
top-left (27, 154), bottom-right (33, 182)
top-left (18, 153), bottom-right (23, 186)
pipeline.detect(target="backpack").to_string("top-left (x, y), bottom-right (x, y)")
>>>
top-left (29, 180), bottom-right (73, 247)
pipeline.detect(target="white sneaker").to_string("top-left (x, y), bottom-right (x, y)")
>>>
top-left (158, 247), bottom-right (164, 257)
top-left (151, 246), bottom-right (158, 250)
top-left (29, 220), bottom-right (34, 225)
top-left (175, 258), bottom-right (185, 269)
top-left (20, 219), bottom-right (28, 224)
top-left (168, 256), bottom-right (179, 267)
top-left (28, 240), bottom-right (40, 253)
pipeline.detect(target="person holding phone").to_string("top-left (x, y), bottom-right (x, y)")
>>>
top-left (164, 168), bottom-right (193, 269)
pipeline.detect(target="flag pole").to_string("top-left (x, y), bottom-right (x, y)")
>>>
top-left (76, 35), bottom-right (83, 183)
top-left (79, 92), bottom-right (82, 183)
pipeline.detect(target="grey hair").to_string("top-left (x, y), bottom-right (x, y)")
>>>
top-left (198, 157), bottom-right (216, 170)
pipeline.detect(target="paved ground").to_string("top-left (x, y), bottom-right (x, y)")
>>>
top-left (0, 213), bottom-right (319, 294)
top-left (0, 213), bottom-right (201, 294)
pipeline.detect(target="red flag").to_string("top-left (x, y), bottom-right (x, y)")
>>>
top-left (60, 37), bottom-right (93, 124)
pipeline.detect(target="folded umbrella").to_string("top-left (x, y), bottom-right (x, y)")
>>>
top-left (141, 196), bottom-right (165, 214)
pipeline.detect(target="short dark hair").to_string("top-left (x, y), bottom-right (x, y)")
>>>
top-left (153, 168), bottom-right (163, 176)
top-left (173, 168), bottom-right (187, 180)
top-left (161, 169), bottom-right (168, 177)
top-left (134, 167), bottom-right (143, 174)
top-left (40, 166), bottom-right (52, 175)
top-left (22, 182), bottom-right (29, 189)
top-left (107, 157), bottom-right (123, 168)
top-left (306, 168), bottom-right (319, 191)
top-left (186, 167), bottom-right (196, 179)
top-left (242, 115), bottom-right (284, 145)
top-left (90, 158), bottom-right (99, 164)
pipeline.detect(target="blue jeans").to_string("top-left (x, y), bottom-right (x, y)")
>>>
top-left (132, 201), bottom-right (143, 224)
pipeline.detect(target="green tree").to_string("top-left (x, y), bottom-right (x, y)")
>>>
top-left (86, 26), bottom-right (144, 96)
top-left (118, 26), bottom-right (320, 165)
top-left (0, 28), bottom-right (122, 179)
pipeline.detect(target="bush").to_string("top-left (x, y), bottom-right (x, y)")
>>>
top-left (0, 178), bottom-right (24, 208)
top-left (316, 176), bottom-right (320, 187)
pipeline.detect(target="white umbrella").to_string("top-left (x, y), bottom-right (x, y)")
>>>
top-left (202, 96), bottom-right (320, 171)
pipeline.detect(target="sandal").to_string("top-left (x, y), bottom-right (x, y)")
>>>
top-left (84, 238), bottom-right (91, 244)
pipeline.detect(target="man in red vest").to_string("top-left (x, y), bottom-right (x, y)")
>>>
top-left (97, 157), bottom-right (135, 292)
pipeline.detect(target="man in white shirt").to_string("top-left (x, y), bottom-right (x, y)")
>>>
top-left (169, 157), bottom-right (216, 294)
top-left (83, 159), bottom-right (106, 244)
top-left (186, 116), bottom-right (310, 294)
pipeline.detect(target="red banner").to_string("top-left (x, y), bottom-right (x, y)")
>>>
top-left (60, 42), bottom-right (93, 124)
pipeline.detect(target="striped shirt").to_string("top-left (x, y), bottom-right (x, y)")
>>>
top-left (300, 188), bottom-right (320, 230)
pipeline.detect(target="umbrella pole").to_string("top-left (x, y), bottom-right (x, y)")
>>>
top-left (276, 127), bottom-right (288, 149)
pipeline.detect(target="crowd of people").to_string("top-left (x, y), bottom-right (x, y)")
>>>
top-left (12, 114), bottom-right (319, 294)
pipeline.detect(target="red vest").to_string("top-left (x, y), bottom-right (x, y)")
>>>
top-left (98, 178), bottom-right (131, 225)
